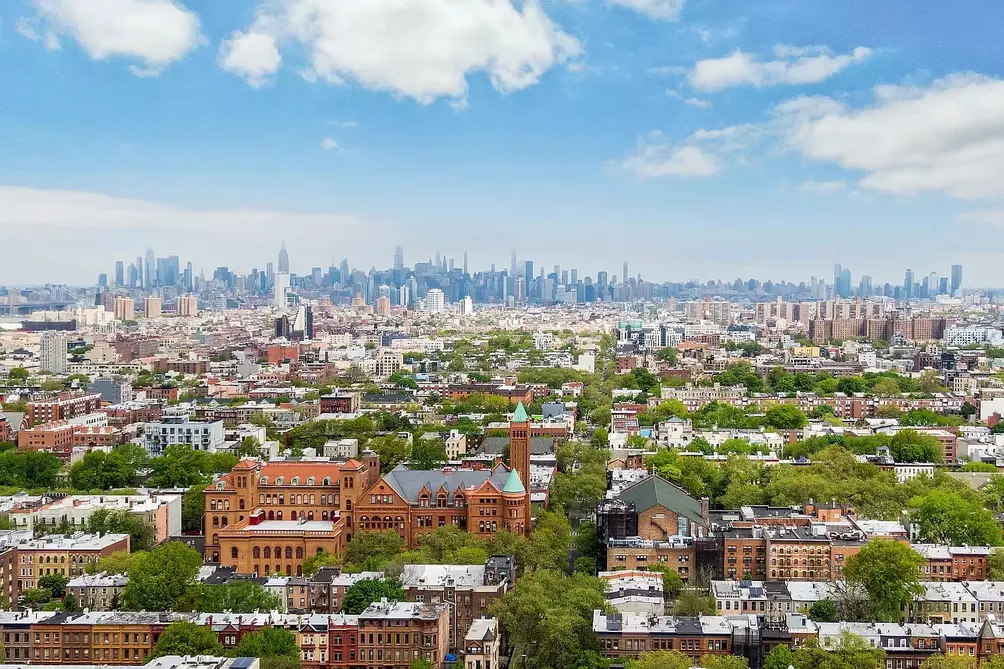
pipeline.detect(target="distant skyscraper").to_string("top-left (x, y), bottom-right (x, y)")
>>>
top-left (144, 247), bottom-right (155, 288)
top-left (570, 269), bottom-right (578, 285)
top-left (904, 268), bottom-right (914, 299)
top-left (929, 272), bottom-right (939, 297)
top-left (524, 261), bottom-right (534, 285)
top-left (186, 262), bottom-right (194, 291)
top-left (623, 261), bottom-right (628, 284)
top-left (278, 244), bottom-right (290, 274)
top-left (274, 272), bottom-right (290, 307)
top-left (951, 264), bottom-right (963, 295)
top-left (510, 248), bottom-right (517, 276)
top-left (114, 261), bottom-right (124, 287)
top-left (136, 256), bottom-right (144, 288)
top-left (394, 246), bottom-right (404, 271)
top-left (833, 263), bottom-right (842, 290)
top-left (939, 277), bottom-right (949, 295)
top-left (463, 251), bottom-right (468, 275)
top-left (838, 268), bottom-right (851, 298)
top-left (97, 273), bottom-right (108, 287)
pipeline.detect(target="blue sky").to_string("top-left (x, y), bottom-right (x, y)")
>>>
top-left (1, 0), bottom-right (1003, 286)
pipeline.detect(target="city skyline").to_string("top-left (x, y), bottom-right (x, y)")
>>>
top-left (1, 1), bottom-right (1002, 284)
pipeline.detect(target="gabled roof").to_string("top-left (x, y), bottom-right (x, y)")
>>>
top-left (502, 468), bottom-right (526, 494)
top-left (480, 436), bottom-right (554, 456)
top-left (617, 475), bottom-right (706, 524)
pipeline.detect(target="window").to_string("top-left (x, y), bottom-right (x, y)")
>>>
top-left (291, 477), bottom-right (300, 486)
top-left (216, 481), bottom-right (226, 491)
top-left (231, 547), bottom-right (238, 559)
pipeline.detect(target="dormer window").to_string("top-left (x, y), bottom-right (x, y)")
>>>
top-left (275, 476), bottom-right (284, 486)
top-left (216, 481), bottom-right (226, 491)
top-left (291, 477), bottom-right (300, 486)
top-left (260, 476), bottom-right (269, 485)
top-left (306, 477), bottom-right (315, 486)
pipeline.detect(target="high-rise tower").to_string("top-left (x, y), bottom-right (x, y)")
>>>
top-left (278, 244), bottom-right (290, 274)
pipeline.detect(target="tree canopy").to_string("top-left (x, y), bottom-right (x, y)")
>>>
top-left (844, 540), bottom-right (924, 622)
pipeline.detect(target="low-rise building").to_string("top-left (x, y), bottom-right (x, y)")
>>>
top-left (464, 618), bottom-right (501, 669)
top-left (67, 572), bottom-right (129, 610)
top-left (15, 532), bottom-right (130, 591)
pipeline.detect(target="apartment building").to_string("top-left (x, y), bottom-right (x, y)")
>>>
top-left (67, 572), bottom-right (129, 611)
top-left (356, 599), bottom-right (450, 669)
top-left (28, 393), bottom-right (102, 423)
top-left (593, 612), bottom-right (735, 663)
top-left (399, 555), bottom-right (514, 648)
top-left (15, 533), bottom-right (130, 592)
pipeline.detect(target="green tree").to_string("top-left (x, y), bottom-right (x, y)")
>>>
top-left (409, 661), bottom-right (435, 669)
top-left (237, 436), bottom-right (262, 458)
top-left (38, 573), bottom-right (69, 598)
top-left (87, 507), bottom-right (156, 552)
top-left (182, 483), bottom-right (208, 533)
top-left (647, 564), bottom-right (684, 598)
top-left (989, 548), bottom-right (1004, 580)
top-left (152, 622), bottom-right (223, 658)
top-left (365, 436), bottom-right (412, 473)
top-left (0, 450), bottom-right (62, 488)
top-left (87, 550), bottom-right (134, 575)
top-left (844, 539), bottom-right (924, 622)
top-left (626, 651), bottom-right (691, 669)
top-left (655, 347), bottom-right (680, 365)
top-left (674, 590), bottom-right (717, 616)
top-left (8, 367), bottom-right (29, 381)
top-left (919, 655), bottom-right (976, 669)
top-left (763, 644), bottom-right (795, 669)
top-left (232, 627), bottom-right (300, 668)
top-left (148, 444), bottom-right (211, 488)
top-left (809, 598), bottom-right (839, 622)
top-left (519, 511), bottom-right (572, 573)
top-left (909, 489), bottom-right (1002, 546)
top-left (764, 404), bottom-right (808, 429)
top-left (343, 530), bottom-right (405, 571)
top-left (302, 550), bottom-right (340, 576)
top-left (701, 656), bottom-right (749, 669)
top-left (409, 439), bottom-right (447, 470)
top-left (197, 582), bottom-right (281, 613)
top-left (121, 541), bottom-right (202, 611)
top-left (342, 578), bottom-right (404, 614)
top-left (889, 430), bottom-right (943, 463)
top-left (492, 569), bottom-right (607, 669)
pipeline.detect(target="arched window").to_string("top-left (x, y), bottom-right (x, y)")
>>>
top-left (216, 481), bottom-right (226, 491)
top-left (291, 477), bottom-right (300, 486)
top-left (296, 547), bottom-right (304, 559)
top-left (212, 534), bottom-right (219, 545)
top-left (297, 565), bottom-right (302, 576)
top-left (239, 499), bottom-right (245, 510)
top-left (259, 494), bottom-right (265, 504)
top-left (279, 495), bottom-right (285, 505)
top-left (322, 477), bottom-right (331, 486)
top-left (275, 476), bottom-right (284, 486)
top-left (253, 547), bottom-right (261, 558)
top-left (265, 564), bottom-right (270, 574)
top-left (268, 511), bottom-right (274, 520)
top-left (306, 477), bottom-right (315, 486)
top-left (221, 517), bottom-right (228, 527)
top-left (322, 511), bottom-right (328, 520)
top-left (317, 547), bottom-right (324, 554)
top-left (275, 546), bottom-right (282, 559)
top-left (213, 516), bottom-right (219, 528)
top-left (231, 547), bottom-right (238, 559)
top-left (277, 511), bottom-right (283, 520)
top-left (224, 500), bottom-right (230, 511)
top-left (310, 494), bottom-right (315, 505)
top-left (308, 511), bottom-right (314, 520)
top-left (210, 500), bottom-right (217, 510)
top-left (285, 547), bottom-right (293, 559)
top-left (264, 547), bottom-right (271, 558)
top-left (260, 476), bottom-right (268, 485)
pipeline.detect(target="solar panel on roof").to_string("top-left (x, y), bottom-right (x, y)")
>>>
top-left (749, 587), bottom-right (763, 598)
top-left (232, 658), bottom-right (256, 669)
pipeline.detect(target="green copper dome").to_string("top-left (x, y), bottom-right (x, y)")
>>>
top-left (512, 402), bottom-right (528, 423)
top-left (502, 468), bottom-right (526, 494)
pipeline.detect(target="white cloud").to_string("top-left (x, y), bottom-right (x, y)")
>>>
top-left (218, 30), bottom-right (281, 88)
top-left (221, 0), bottom-right (581, 104)
top-left (30, 0), bottom-right (201, 75)
top-left (15, 16), bottom-right (61, 49)
top-left (689, 44), bottom-right (871, 92)
top-left (683, 97), bottom-right (710, 108)
top-left (608, 0), bottom-right (685, 21)
top-left (616, 135), bottom-right (720, 178)
top-left (319, 137), bottom-right (339, 151)
top-left (957, 210), bottom-right (1004, 227)
top-left (798, 179), bottom-right (847, 194)
top-left (783, 74), bottom-right (1004, 200)
top-left (15, 17), bottom-right (40, 40)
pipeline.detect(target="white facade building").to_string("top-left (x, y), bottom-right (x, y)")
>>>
top-left (945, 327), bottom-right (1004, 347)
top-left (143, 418), bottom-right (225, 456)
top-left (40, 332), bottom-right (68, 374)
top-left (425, 288), bottom-right (445, 313)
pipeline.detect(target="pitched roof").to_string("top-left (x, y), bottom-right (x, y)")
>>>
top-left (617, 475), bottom-right (706, 525)
top-left (382, 464), bottom-right (511, 504)
top-left (502, 468), bottom-right (526, 494)
top-left (513, 402), bottom-right (528, 423)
